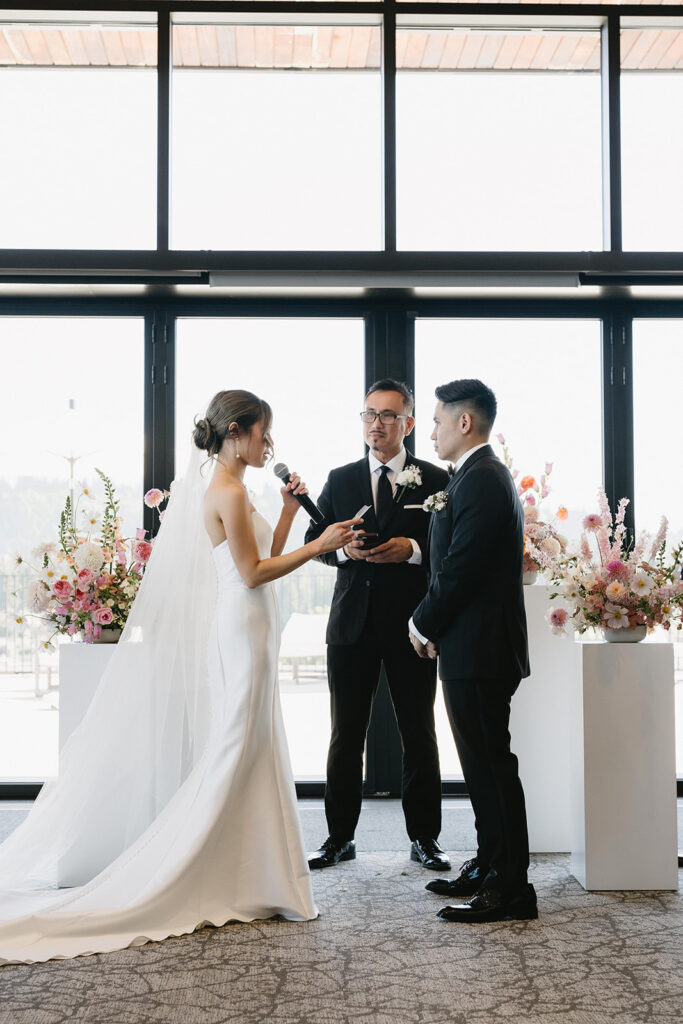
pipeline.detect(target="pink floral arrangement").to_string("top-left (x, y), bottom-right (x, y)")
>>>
top-left (15, 470), bottom-right (169, 646)
top-left (496, 434), bottom-right (567, 577)
top-left (545, 491), bottom-right (683, 637)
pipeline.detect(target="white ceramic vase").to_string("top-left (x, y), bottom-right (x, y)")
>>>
top-left (602, 625), bottom-right (647, 644)
top-left (92, 628), bottom-right (122, 645)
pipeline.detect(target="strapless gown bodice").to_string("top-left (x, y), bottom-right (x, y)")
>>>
top-left (212, 508), bottom-right (273, 592)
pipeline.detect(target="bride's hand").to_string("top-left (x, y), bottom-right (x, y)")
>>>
top-left (281, 472), bottom-right (308, 514)
top-left (315, 519), bottom-right (363, 555)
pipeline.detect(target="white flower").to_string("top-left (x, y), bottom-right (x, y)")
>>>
top-left (396, 465), bottom-right (422, 490)
top-left (74, 541), bottom-right (105, 574)
top-left (605, 605), bottom-right (629, 629)
top-left (524, 507), bottom-right (539, 523)
top-left (560, 578), bottom-right (581, 602)
top-left (423, 491), bottom-right (448, 514)
top-left (80, 507), bottom-right (103, 531)
top-left (540, 537), bottom-right (561, 557)
top-left (632, 571), bottom-right (654, 596)
top-left (30, 579), bottom-right (51, 612)
top-left (40, 564), bottom-right (61, 586)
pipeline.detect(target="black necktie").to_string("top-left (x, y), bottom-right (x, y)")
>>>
top-left (376, 465), bottom-right (393, 532)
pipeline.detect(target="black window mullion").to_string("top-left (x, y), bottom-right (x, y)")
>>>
top-left (382, 6), bottom-right (397, 253)
top-left (156, 8), bottom-right (172, 253)
top-left (602, 312), bottom-right (634, 539)
top-left (601, 13), bottom-right (623, 253)
top-left (144, 309), bottom-right (176, 538)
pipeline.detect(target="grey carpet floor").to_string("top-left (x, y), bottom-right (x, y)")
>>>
top-left (0, 800), bottom-right (681, 1024)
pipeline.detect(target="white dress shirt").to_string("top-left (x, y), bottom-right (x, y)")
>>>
top-left (337, 447), bottom-right (422, 565)
top-left (409, 442), bottom-right (488, 646)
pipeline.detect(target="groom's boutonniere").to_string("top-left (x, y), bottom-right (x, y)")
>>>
top-left (423, 491), bottom-right (448, 513)
top-left (395, 464), bottom-right (422, 503)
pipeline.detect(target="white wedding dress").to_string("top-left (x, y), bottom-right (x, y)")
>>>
top-left (0, 455), bottom-right (317, 965)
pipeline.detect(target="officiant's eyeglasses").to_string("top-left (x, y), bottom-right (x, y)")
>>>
top-left (360, 411), bottom-right (408, 425)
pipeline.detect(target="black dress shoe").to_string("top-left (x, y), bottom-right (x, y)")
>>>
top-left (425, 857), bottom-right (489, 897)
top-left (410, 838), bottom-right (451, 871)
top-left (308, 838), bottom-right (356, 870)
top-left (437, 883), bottom-right (538, 923)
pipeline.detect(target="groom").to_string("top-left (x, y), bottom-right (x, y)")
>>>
top-left (305, 379), bottom-right (450, 871)
top-left (409, 378), bottom-right (536, 922)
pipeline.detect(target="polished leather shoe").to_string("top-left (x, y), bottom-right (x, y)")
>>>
top-left (437, 883), bottom-right (538, 923)
top-left (410, 838), bottom-right (451, 871)
top-left (308, 838), bottom-right (356, 870)
top-left (425, 857), bottom-right (489, 897)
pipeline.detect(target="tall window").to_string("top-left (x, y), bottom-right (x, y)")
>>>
top-left (0, 12), bottom-right (157, 249)
top-left (396, 19), bottom-right (602, 250)
top-left (414, 318), bottom-right (602, 776)
top-left (175, 317), bottom-right (364, 779)
top-left (171, 15), bottom-right (382, 250)
top-left (633, 319), bottom-right (683, 778)
top-left (0, 318), bottom-right (144, 781)
top-left (621, 25), bottom-right (683, 251)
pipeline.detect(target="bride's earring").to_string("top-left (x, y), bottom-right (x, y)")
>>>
top-left (233, 438), bottom-right (241, 461)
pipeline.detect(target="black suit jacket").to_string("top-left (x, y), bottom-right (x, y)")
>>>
top-left (305, 454), bottom-right (450, 645)
top-left (412, 445), bottom-right (530, 681)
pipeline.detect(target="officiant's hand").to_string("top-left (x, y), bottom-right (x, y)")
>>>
top-left (342, 532), bottom-right (372, 560)
top-left (364, 537), bottom-right (413, 564)
top-left (425, 641), bottom-right (438, 660)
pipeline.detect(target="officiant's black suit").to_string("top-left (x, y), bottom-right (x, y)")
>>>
top-left (305, 453), bottom-right (449, 844)
top-left (413, 444), bottom-right (531, 895)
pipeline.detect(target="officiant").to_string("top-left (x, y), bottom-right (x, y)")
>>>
top-left (305, 379), bottom-right (450, 871)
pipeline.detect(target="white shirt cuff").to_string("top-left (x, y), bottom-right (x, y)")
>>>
top-left (409, 616), bottom-right (429, 646)
top-left (407, 538), bottom-right (422, 565)
top-left (336, 547), bottom-right (350, 564)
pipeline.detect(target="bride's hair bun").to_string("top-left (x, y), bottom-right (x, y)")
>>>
top-left (192, 417), bottom-right (217, 453)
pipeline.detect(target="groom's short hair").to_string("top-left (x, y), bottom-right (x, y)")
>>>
top-left (365, 378), bottom-right (414, 414)
top-left (435, 379), bottom-right (497, 433)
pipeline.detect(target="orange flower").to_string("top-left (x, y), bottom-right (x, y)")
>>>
top-left (519, 475), bottom-right (536, 492)
top-left (557, 506), bottom-right (569, 521)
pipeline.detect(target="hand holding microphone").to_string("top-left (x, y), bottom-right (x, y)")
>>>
top-left (273, 463), bottom-right (325, 524)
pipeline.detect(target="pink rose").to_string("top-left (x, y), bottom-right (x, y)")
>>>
top-left (77, 568), bottom-right (94, 586)
top-left (144, 488), bottom-right (164, 509)
top-left (95, 607), bottom-right (114, 625)
top-left (132, 540), bottom-right (153, 563)
top-left (53, 579), bottom-right (72, 599)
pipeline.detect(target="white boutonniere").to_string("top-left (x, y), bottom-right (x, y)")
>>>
top-left (395, 464), bottom-right (422, 503)
top-left (423, 491), bottom-right (448, 513)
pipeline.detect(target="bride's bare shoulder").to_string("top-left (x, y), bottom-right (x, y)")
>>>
top-left (205, 476), bottom-right (248, 510)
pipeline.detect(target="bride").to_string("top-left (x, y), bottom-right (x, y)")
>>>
top-left (0, 389), bottom-right (358, 965)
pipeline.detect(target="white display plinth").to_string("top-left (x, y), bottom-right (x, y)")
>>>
top-left (58, 643), bottom-right (118, 886)
top-left (511, 585), bottom-right (578, 852)
top-left (59, 643), bottom-right (115, 751)
top-left (571, 642), bottom-right (678, 891)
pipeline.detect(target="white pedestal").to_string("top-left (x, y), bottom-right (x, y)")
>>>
top-left (59, 643), bottom-right (116, 751)
top-left (571, 642), bottom-right (678, 891)
top-left (511, 585), bottom-right (578, 852)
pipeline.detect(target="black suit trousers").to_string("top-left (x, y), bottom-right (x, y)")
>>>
top-left (324, 598), bottom-right (442, 843)
top-left (442, 675), bottom-right (530, 895)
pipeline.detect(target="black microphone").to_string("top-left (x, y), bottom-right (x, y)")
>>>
top-left (273, 463), bottom-right (325, 524)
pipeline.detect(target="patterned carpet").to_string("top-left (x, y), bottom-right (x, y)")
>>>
top-left (0, 801), bottom-right (681, 1024)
